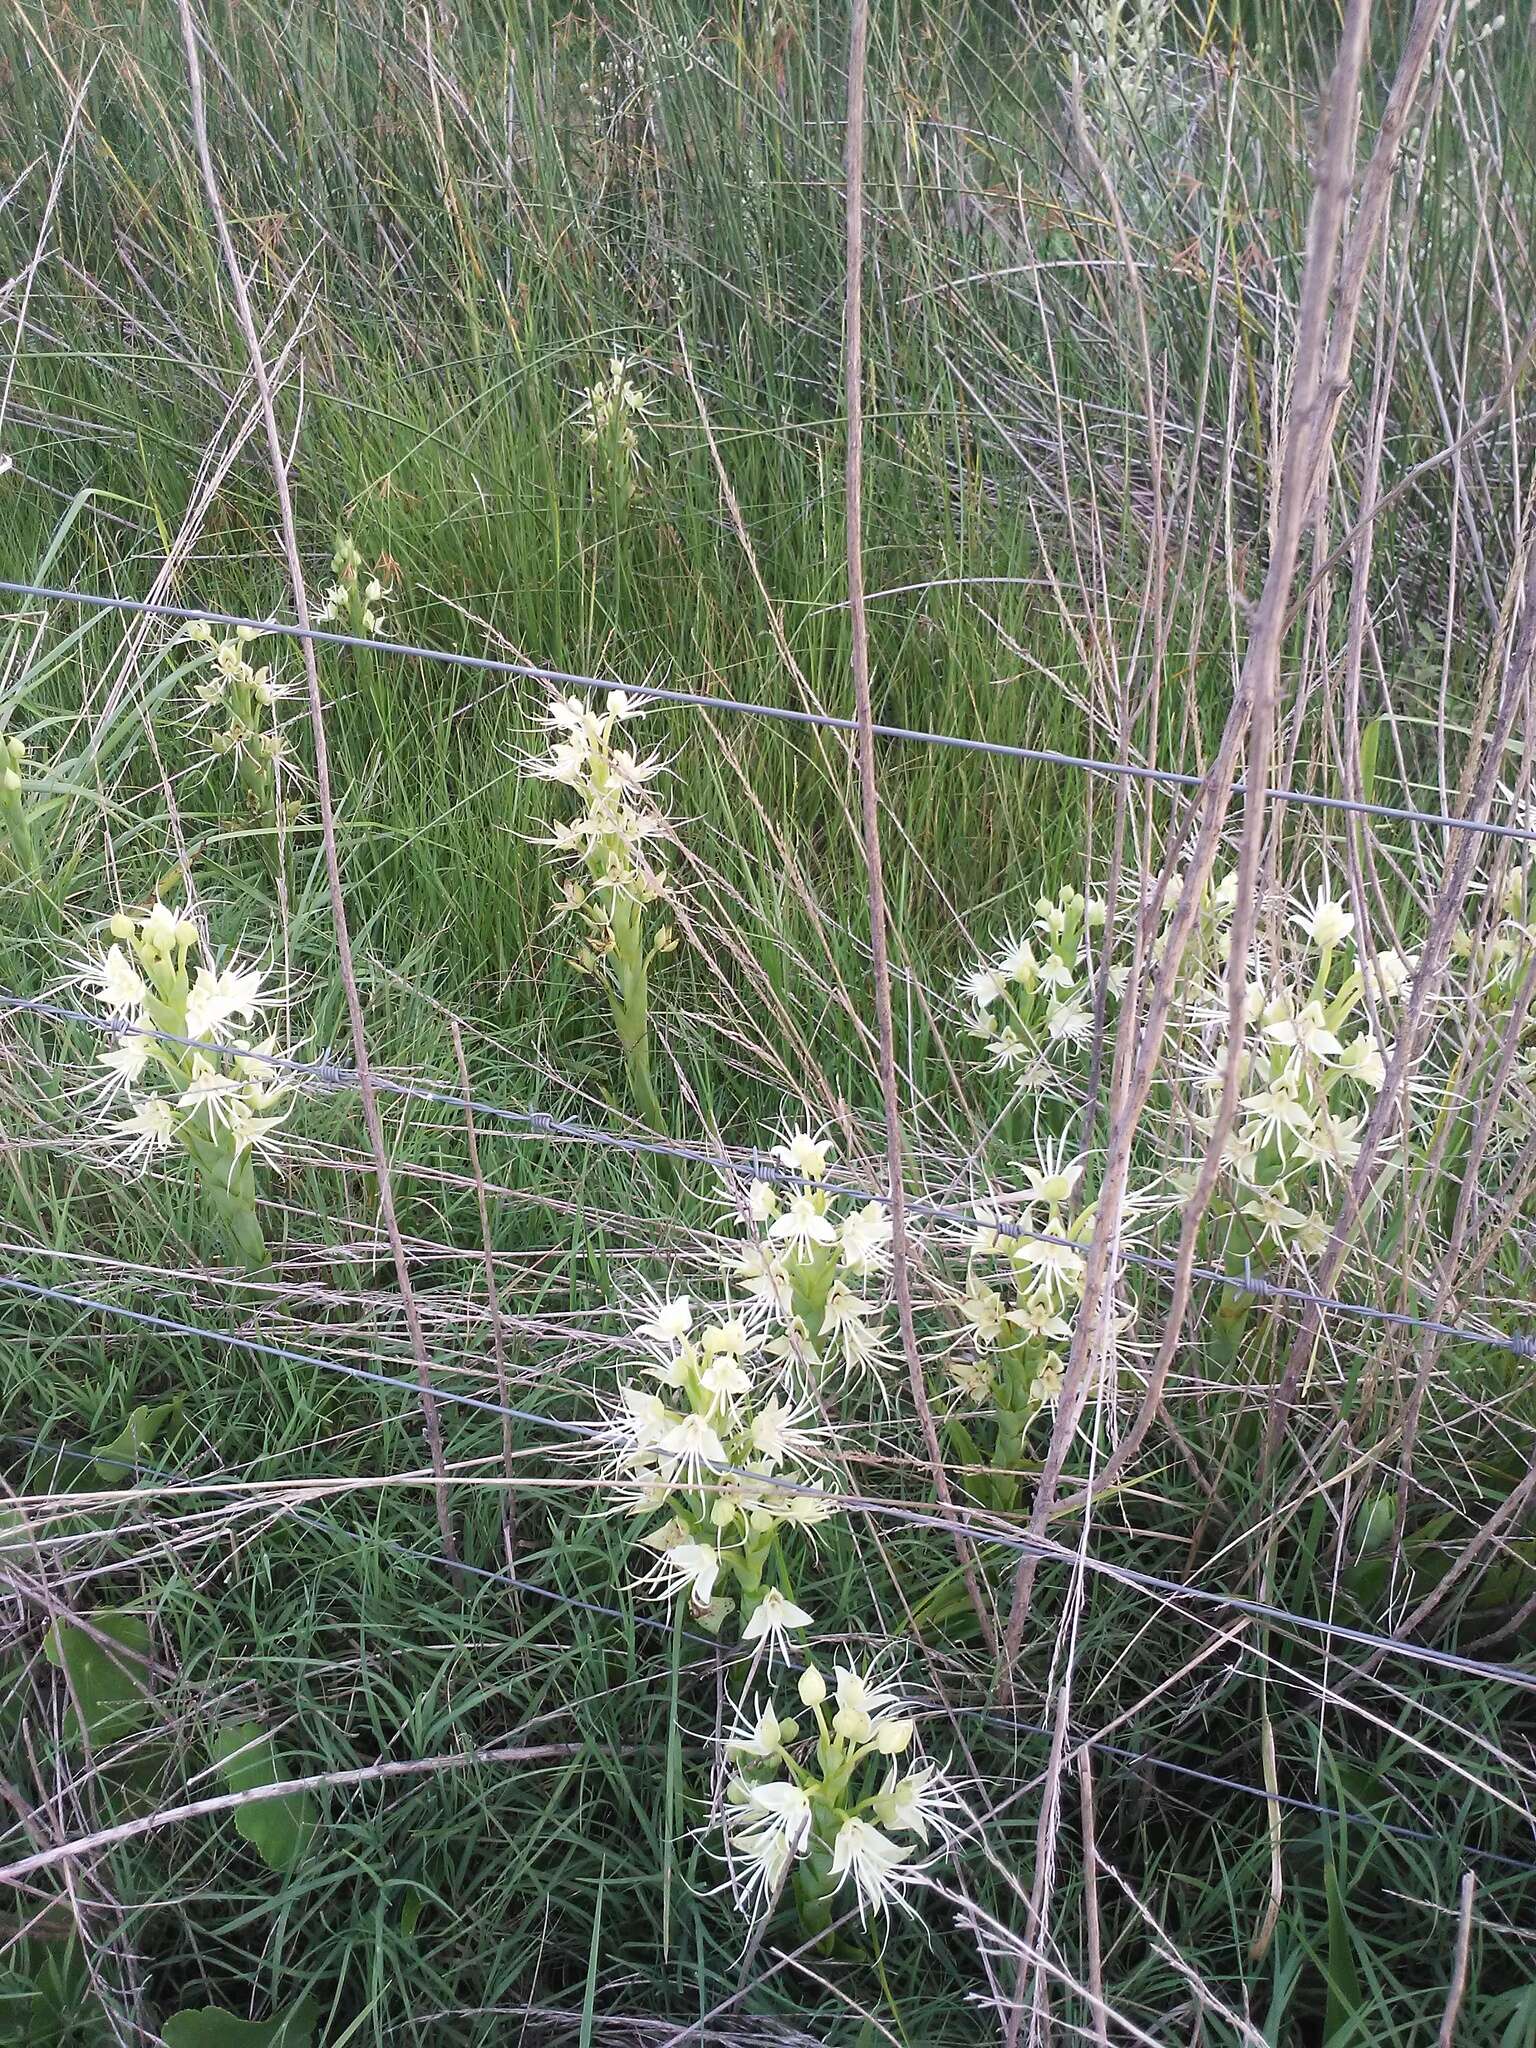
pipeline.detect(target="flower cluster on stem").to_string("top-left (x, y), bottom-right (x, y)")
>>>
top-left (1454, 855), bottom-right (1534, 1014)
top-left (730, 1128), bottom-right (895, 1386)
top-left (961, 884), bottom-right (1110, 1086)
top-left (1183, 876), bottom-right (1397, 1330)
top-left (313, 534), bottom-right (391, 639)
top-left (531, 688), bottom-right (675, 1132)
top-left (720, 1661), bottom-right (964, 1936)
top-left (950, 1140), bottom-right (1102, 1508)
top-left (575, 353), bottom-right (655, 504)
top-left (1, 725), bottom-right (40, 876)
top-left (76, 903), bottom-right (294, 1269)
top-left (183, 622), bottom-right (293, 825)
top-left (1068, 0), bottom-right (1172, 141)
top-left (601, 1292), bottom-right (836, 1652)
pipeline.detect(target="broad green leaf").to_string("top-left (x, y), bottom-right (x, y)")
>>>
top-left (93, 1399), bottom-right (179, 1483)
top-left (213, 1723), bottom-right (317, 1871)
top-left (163, 1997), bottom-right (317, 2048)
top-left (43, 1612), bottom-right (154, 1746)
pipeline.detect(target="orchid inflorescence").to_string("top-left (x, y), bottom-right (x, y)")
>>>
top-left (950, 1139), bottom-right (1105, 1508)
top-left (730, 1128), bottom-right (895, 1386)
top-left (1068, 0), bottom-right (1172, 145)
top-left (960, 883), bottom-right (1111, 1086)
top-left (183, 621), bottom-right (293, 824)
top-left (531, 686), bottom-right (675, 1131)
top-left (77, 902), bottom-right (294, 1269)
top-left (600, 1289), bottom-right (836, 1654)
top-left (963, 869), bottom-right (1403, 1280)
top-left (313, 534), bottom-right (391, 639)
top-left (1454, 853), bottom-right (1534, 1015)
top-left (1177, 875), bottom-right (1397, 1289)
top-left (0, 723), bottom-right (40, 875)
top-left (720, 1661), bottom-right (965, 1933)
top-left (575, 352), bottom-right (656, 503)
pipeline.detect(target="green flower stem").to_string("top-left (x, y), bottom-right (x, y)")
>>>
top-left (791, 1838), bottom-right (839, 1951)
top-left (177, 1117), bottom-right (269, 1272)
top-left (992, 1406), bottom-right (1025, 1514)
top-left (788, 1246), bottom-right (838, 1342)
top-left (142, 984), bottom-right (271, 1272)
top-left (1, 785), bottom-right (38, 874)
top-left (343, 578), bottom-right (382, 715)
top-left (604, 886), bottom-right (665, 1135)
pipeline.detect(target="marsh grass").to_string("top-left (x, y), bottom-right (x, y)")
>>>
top-left (3, 0), bottom-right (1536, 2041)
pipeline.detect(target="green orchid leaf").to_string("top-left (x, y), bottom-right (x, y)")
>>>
top-left (93, 1399), bottom-right (180, 1483)
top-left (163, 1996), bottom-right (317, 2047)
top-left (212, 1723), bottom-right (317, 1871)
top-left (43, 1612), bottom-right (155, 1747)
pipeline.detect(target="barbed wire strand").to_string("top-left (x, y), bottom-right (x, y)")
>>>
top-left (5, 988), bottom-right (1533, 1364)
top-left (3, 577), bottom-right (1534, 845)
top-left (9, 1429), bottom-right (1535, 1878)
top-left (5, 1266), bottom-right (1536, 1693)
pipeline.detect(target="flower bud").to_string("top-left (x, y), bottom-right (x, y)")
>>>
top-left (2, 769), bottom-right (19, 793)
top-left (797, 1667), bottom-right (826, 1708)
top-left (109, 913), bottom-right (135, 941)
top-left (875, 1718), bottom-right (915, 1755)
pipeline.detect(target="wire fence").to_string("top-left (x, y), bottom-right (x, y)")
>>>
top-left (3, 577), bottom-right (1534, 1508)
top-left (3, 561), bottom-right (1535, 1906)
top-left (5, 575), bottom-right (1536, 844)
top-left (4, 988), bottom-right (1533, 1363)
top-left (14, 1424), bottom-right (1536, 1881)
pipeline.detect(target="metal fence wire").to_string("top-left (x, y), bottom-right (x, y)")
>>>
top-left (2, 561), bottom-right (1534, 1890)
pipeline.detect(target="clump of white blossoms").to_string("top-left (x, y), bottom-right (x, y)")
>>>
top-left (1068, 0), bottom-right (1171, 142)
top-left (1181, 873), bottom-right (1401, 1339)
top-left (730, 1127), bottom-right (895, 1386)
top-left (0, 724), bottom-right (40, 876)
top-left (575, 352), bottom-right (656, 505)
top-left (950, 1140), bottom-right (1103, 1510)
top-left (182, 621), bottom-right (293, 824)
top-left (76, 902), bottom-right (295, 1270)
top-left (1453, 855), bottom-right (1534, 1013)
top-left (600, 1292), bottom-right (836, 1652)
top-left (530, 687), bottom-right (676, 1132)
top-left (720, 1661), bottom-right (965, 1937)
top-left (961, 884), bottom-right (1110, 1087)
top-left (1451, 849), bottom-right (1536, 1166)
top-left (313, 534), bottom-right (391, 639)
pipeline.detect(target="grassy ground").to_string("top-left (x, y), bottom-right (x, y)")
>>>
top-left (3, 1), bottom-right (1536, 2042)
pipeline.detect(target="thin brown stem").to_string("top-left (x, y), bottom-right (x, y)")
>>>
top-left (998, 0), bottom-right (1378, 1671)
top-left (176, 0), bottom-right (458, 1566)
top-left (841, 0), bottom-right (995, 1660)
top-left (0, 1740), bottom-right (585, 1890)
top-left (450, 1018), bottom-right (519, 1589)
